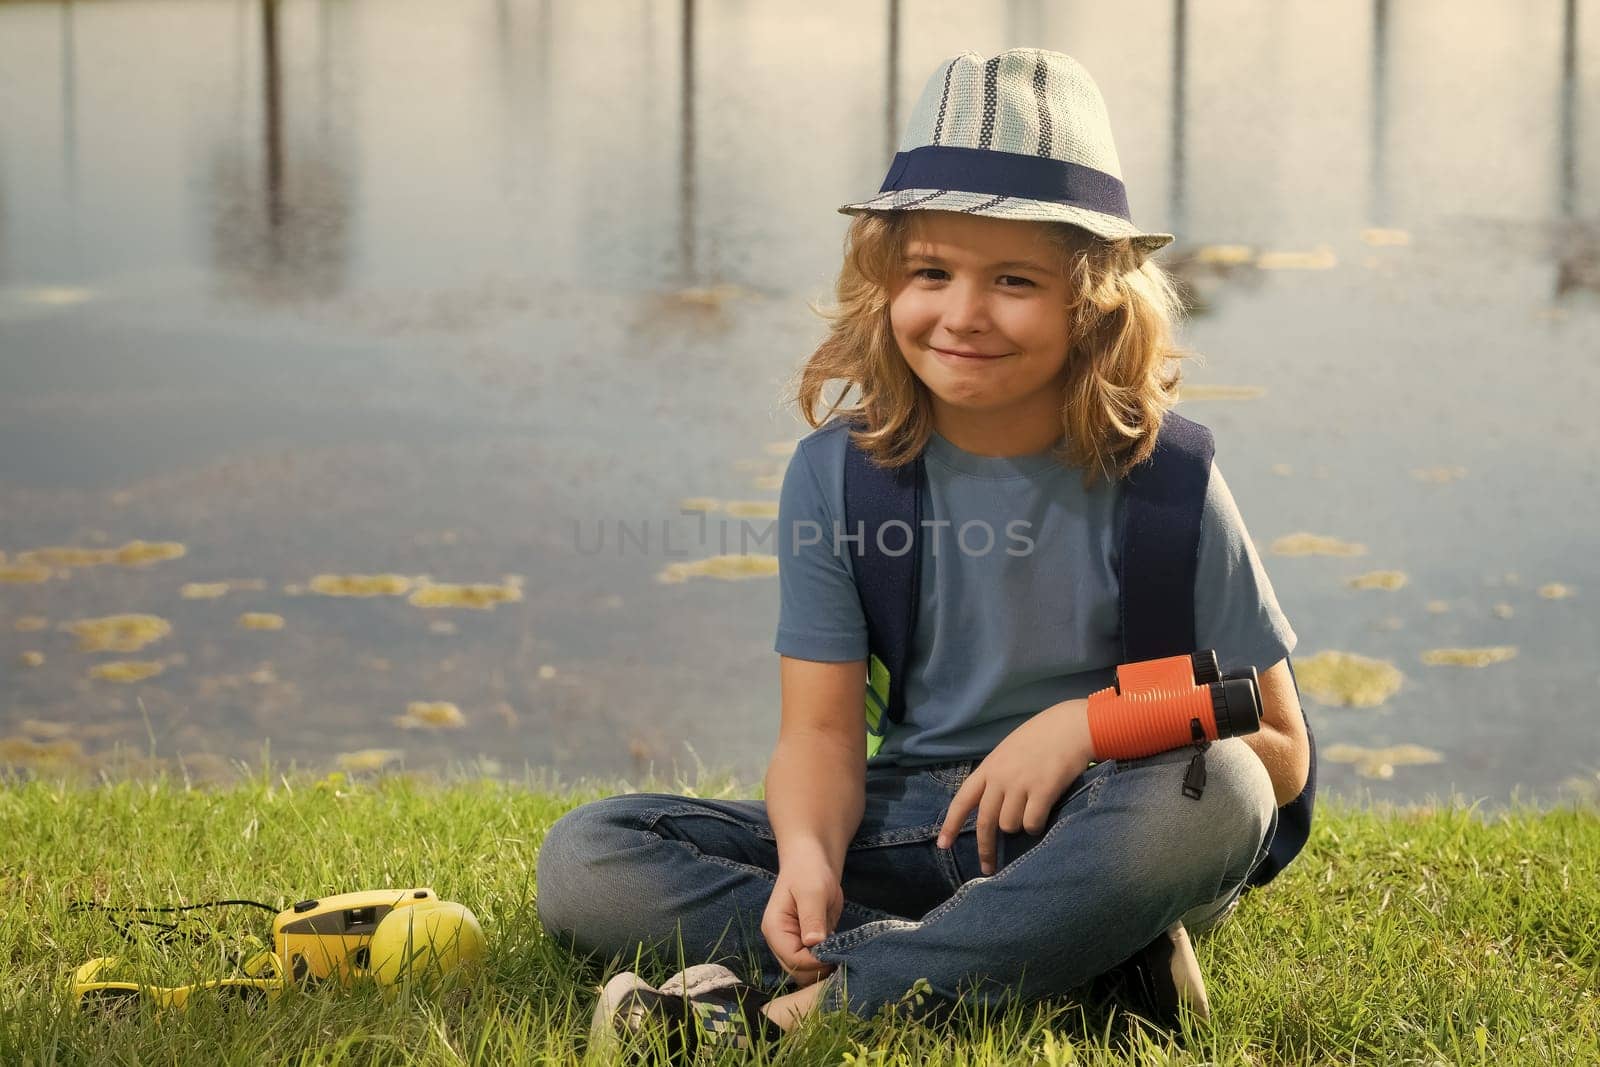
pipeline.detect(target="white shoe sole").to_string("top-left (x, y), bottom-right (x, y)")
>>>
top-left (589, 971), bottom-right (657, 1055)
top-left (1164, 922), bottom-right (1211, 1021)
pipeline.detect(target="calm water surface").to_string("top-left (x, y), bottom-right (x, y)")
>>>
top-left (1, 0), bottom-right (1597, 808)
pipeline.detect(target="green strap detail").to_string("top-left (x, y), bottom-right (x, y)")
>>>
top-left (865, 653), bottom-right (892, 757)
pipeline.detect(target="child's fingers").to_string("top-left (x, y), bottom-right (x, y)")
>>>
top-left (795, 886), bottom-right (832, 946)
top-left (977, 786), bottom-right (1004, 875)
top-left (938, 773), bottom-right (983, 847)
top-left (1023, 791), bottom-right (1054, 836)
top-left (998, 789), bottom-right (1028, 834)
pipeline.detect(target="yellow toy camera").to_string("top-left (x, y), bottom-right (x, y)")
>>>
top-left (274, 887), bottom-right (442, 985)
top-left (70, 888), bottom-right (486, 1013)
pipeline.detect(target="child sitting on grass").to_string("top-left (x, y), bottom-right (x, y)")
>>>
top-left (537, 47), bottom-right (1310, 1060)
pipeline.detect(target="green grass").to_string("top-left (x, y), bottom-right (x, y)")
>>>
top-left (1, 756), bottom-right (1595, 1065)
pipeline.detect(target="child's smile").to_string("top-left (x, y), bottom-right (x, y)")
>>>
top-left (888, 211), bottom-right (1075, 457)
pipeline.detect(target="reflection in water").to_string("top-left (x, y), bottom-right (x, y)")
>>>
top-left (1555, 0), bottom-right (1597, 300)
top-left (207, 0), bottom-right (352, 303)
top-left (60, 0), bottom-right (78, 209)
top-left (679, 0), bottom-right (697, 283)
top-left (1369, 0), bottom-right (1390, 227)
top-left (1169, 0), bottom-right (1188, 237)
top-left (885, 0), bottom-right (900, 162)
top-left (1558, 0), bottom-right (1578, 221)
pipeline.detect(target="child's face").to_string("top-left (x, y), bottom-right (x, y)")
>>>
top-left (888, 211), bottom-right (1074, 440)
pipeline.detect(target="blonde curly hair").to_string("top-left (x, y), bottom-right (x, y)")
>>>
top-left (786, 209), bottom-right (1194, 491)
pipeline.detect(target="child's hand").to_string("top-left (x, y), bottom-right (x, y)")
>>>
top-left (936, 698), bottom-right (1092, 875)
top-left (761, 849), bottom-right (843, 986)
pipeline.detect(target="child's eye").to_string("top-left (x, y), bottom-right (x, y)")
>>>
top-left (910, 268), bottom-right (1035, 288)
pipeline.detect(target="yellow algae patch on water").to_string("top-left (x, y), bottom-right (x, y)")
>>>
top-left (657, 554), bottom-right (780, 583)
top-left (1179, 384), bottom-right (1267, 401)
top-left (19, 651), bottom-right (45, 667)
top-left (15, 547), bottom-right (104, 568)
top-left (680, 498), bottom-right (721, 513)
top-left (20, 286), bottom-right (94, 306)
top-left (1257, 246), bottom-right (1337, 271)
top-left (537, 664), bottom-right (557, 680)
top-left (14, 616), bottom-right (49, 631)
top-left (238, 613), bottom-right (285, 631)
top-left (337, 748), bottom-right (404, 772)
top-left (89, 660), bottom-right (165, 683)
top-left (1, 563), bottom-right (54, 583)
top-left (393, 701), bottom-right (465, 729)
top-left (725, 501), bottom-right (780, 519)
top-left (1422, 646), bottom-right (1518, 667)
top-left (1270, 532), bottom-right (1368, 558)
top-left (1372, 617), bottom-right (1405, 632)
top-left (66, 614), bottom-right (172, 653)
top-left (1360, 228), bottom-right (1411, 247)
top-left (1411, 466), bottom-right (1468, 484)
top-left (408, 578), bottom-right (523, 610)
top-left (1270, 464), bottom-right (1293, 477)
top-left (114, 541), bottom-right (186, 567)
top-left (1426, 600), bottom-right (1452, 614)
top-left (309, 573), bottom-right (413, 597)
top-left (1195, 244), bottom-right (1254, 266)
top-left (15, 540), bottom-right (185, 570)
top-left (181, 582), bottom-right (232, 600)
top-left (1294, 650), bottom-right (1404, 708)
top-left (1347, 570), bottom-right (1408, 591)
top-left (427, 620), bottom-right (458, 635)
top-left (763, 440), bottom-right (798, 457)
top-left (0, 735), bottom-right (84, 768)
top-left (1492, 603), bottom-right (1515, 620)
top-left (1324, 742), bottom-right (1442, 780)
top-left (752, 474), bottom-right (783, 491)
top-left (668, 283), bottom-right (749, 308)
top-left (1539, 583), bottom-right (1576, 599)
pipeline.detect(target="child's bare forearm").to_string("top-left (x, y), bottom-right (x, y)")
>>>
top-left (765, 733), bottom-right (866, 876)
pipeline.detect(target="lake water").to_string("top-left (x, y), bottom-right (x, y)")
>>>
top-left (1, 0), bottom-right (1597, 809)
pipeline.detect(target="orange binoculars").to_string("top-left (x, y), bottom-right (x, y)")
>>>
top-left (1085, 650), bottom-right (1262, 765)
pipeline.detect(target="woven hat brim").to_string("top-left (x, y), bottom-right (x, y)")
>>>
top-left (838, 189), bottom-right (1174, 256)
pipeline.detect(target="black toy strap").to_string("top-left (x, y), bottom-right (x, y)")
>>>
top-left (69, 898), bottom-right (279, 945)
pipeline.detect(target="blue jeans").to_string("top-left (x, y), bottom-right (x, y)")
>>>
top-left (536, 738), bottom-right (1278, 1019)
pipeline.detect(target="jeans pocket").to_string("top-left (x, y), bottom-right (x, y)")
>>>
top-left (925, 761), bottom-right (975, 790)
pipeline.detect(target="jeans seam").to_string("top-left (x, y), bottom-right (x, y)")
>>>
top-left (645, 804), bottom-right (777, 841)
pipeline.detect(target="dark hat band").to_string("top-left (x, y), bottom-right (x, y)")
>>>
top-left (877, 145), bottom-right (1131, 222)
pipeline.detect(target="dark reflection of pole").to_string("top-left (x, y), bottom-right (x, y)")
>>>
top-left (1368, 0), bottom-right (1389, 226)
top-left (208, 0), bottom-right (351, 304)
top-left (678, 0), bottom-right (696, 282)
top-left (885, 0), bottom-right (899, 161)
top-left (262, 0), bottom-right (285, 236)
top-left (60, 0), bottom-right (78, 207)
top-left (1554, 0), bottom-right (1594, 300)
top-left (1167, 0), bottom-right (1186, 235)
top-left (1558, 0), bottom-right (1577, 220)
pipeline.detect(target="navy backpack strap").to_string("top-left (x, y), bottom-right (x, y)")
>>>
top-left (1248, 659), bottom-right (1318, 888)
top-left (1120, 411), bottom-right (1316, 889)
top-left (1119, 413), bottom-right (1213, 659)
top-left (841, 422), bottom-right (923, 734)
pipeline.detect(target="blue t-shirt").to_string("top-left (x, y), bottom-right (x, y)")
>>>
top-left (774, 417), bottom-right (1298, 765)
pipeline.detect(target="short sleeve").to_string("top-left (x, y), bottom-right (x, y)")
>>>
top-left (1194, 462), bottom-right (1298, 675)
top-left (774, 443), bottom-right (869, 662)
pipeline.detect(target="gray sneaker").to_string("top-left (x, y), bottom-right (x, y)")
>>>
top-left (590, 965), bottom-right (781, 1061)
top-left (1094, 921), bottom-right (1211, 1031)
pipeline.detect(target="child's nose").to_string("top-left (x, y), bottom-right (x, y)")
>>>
top-left (940, 279), bottom-right (994, 332)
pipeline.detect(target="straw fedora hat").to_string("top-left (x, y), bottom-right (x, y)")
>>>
top-left (839, 48), bottom-right (1173, 255)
